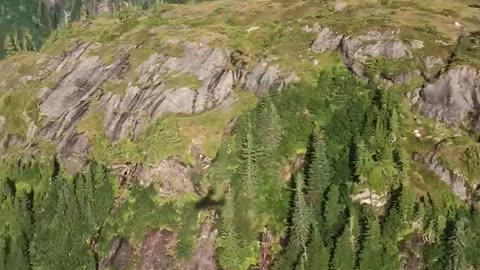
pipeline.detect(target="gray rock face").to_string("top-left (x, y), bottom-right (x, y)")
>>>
top-left (58, 133), bottom-right (90, 174)
top-left (309, 27), bottom-right (413, 78)
top-left (310, 27), bottom-right (344, 53)
top-left (242, 61), bottom-right (298, 94)
top-left (420, 56), bottom-right (445, 79)
top-left (341, 30), bottom-right (412, 77)
top-left (392, 70), bottom-right (421, 85)
top-left (413, 66), bottom-right (480, 125)
top-left (412, 152), bottom-right (473, 202)
top-left (10, 39), bottom-right (296, 168)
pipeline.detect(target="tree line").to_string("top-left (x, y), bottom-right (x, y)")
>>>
top-left (213, 67), bottom-right (480, 270)
top-left (0, 160), bottom-right (115, 269)
top-left (0, 0), bottom-right (196, 58)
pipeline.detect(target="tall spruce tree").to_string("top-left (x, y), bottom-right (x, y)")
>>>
top-left (306, 130), bottom-right (330, 215)
top-left (444, 217), bottom-right (466, 270)
top-left (292, 173), bottom-right (312, 267)
top-left (331, 223), bottom-right (355, 270)
top-left (322, 184), bottom-right (342, 236)
top-left (241, 116), bottom-right (257, 198)
top-left (357, 213), bottom-right (382, 270)
top-left (305, 238), bottom-right (330, 270)
top-left (257, 101), bottom-right (283, 156)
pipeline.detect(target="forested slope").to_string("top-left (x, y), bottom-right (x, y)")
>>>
top-left (1, 0), bottom-right (480, 269)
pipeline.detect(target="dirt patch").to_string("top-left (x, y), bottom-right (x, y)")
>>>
top-left (138, 229), bottom-right (176, 270)
top-left (187, 212), bottom-right (218, 270)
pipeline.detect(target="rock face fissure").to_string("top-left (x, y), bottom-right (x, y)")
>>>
top-left (412, 151), bottom-right (479, 203)
top-left (3, 39), bottom-right (298, 168)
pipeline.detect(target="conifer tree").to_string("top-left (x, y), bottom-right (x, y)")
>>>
top-left (241, 116), bottom-right (257, 197)
top-left (257, 101), bottom-right (283, 156)
top-left (331, 224), bottom-right (355, 270)
top-left (292, 173), bottom-right (312, 266)
top-left (381, 242), bottom-right (401, 270)
top-left (306, 130), bottom-right (330, 213)
top-left (305, 238), bottom-right (330, 270)
top-left (5, 237), bottom-right (30, 270)
top-left (358, 214), bottom-right (382, 270)
top-left (322, 184), bottom-right (342, 235)
top-left (218, 181), bottom-right (252, 270)
top-left (444, 218), bottom-right (466, 270)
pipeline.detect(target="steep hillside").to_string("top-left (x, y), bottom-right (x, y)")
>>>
top-left (1, 0), bottom-right (480, 269)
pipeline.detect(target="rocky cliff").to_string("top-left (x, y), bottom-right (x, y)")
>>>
top-left (1, 0), bottom-right (480, 268)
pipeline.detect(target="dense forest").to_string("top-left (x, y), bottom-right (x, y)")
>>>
top-left (0, 0), bottom-right (196, 57)
top-left (2, 67), bottom-right (480, 269)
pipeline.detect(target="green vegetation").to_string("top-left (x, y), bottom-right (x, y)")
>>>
top-left (164, 72), bottom-right (203, 89)
top-left (209, 67), bottom-right (480, 270)
top-left (0, 90), bottom-right (39, 135)
top-left (0, 160), bottom-right (116, 269)
top-left (452, 32), bottom-right (480, 69)
top-left (101, 80), bottom-right (129, 96)
top-left (3, 0), bottom-right (480, 269)
top-left (85, 91), bottom-right (257, 165)
top-left (3, 60), bottom-right (480, 270)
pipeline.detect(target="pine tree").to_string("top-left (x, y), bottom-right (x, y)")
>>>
top-left (292, 173), bottom-right (312, 266)
top-left (354, 140), bottom-right (372, 183)
top-left (322, 184), bottom-right (342, 235)
top-left (306, 131), bottom-right (330, 214)
top-left (241, 116), bottom-right (257, 197)
top-left (4, 191), bottom-right (32, 270)
top-left (331, 224), bottom-right (355, 270)
top-left (5, 237), bottom-right (30, 270)
top-left (444, 218), bottom-right (466, 270)
top-left (218, 181), bottom-right (253, 270)
top-left (357, 214), bottom-right (382, 270)
top-left (257, 101), bottom-right (283, 156)
top-left (305, 238), bottom-right (330, 270)
top-left (381, 242), bottom-right (401, 270)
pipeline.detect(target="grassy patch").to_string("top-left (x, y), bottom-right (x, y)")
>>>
top-left (101, 80), bottom-right (129, 96)
top-left (0, 87), bottom-right (41, 135)
top-left (451, 33), bottom-right (480, 69)
top-left (364, 57), bottom-right (422, 79)
top-left (76, 102), bottom-right (106, 135)
top-left (139, 91), bottom-right (257, 164)
top-left (410, 163), bottom-right (463, 207)
top-left (98, 185), bottom-right (200, 256)
top-left (164, 72), bottom-right (202, 89)
top-left (88, 91), bottom-right (257, 165)
top-left (404, 110), bottom-right (479, 184)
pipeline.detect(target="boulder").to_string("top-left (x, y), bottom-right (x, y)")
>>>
top-left (413, 66), bottom-right (480, 126)
top-left (310, 27), bottom-right (344, 53)
top-left (340, 29), bottom-right (412, 77)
